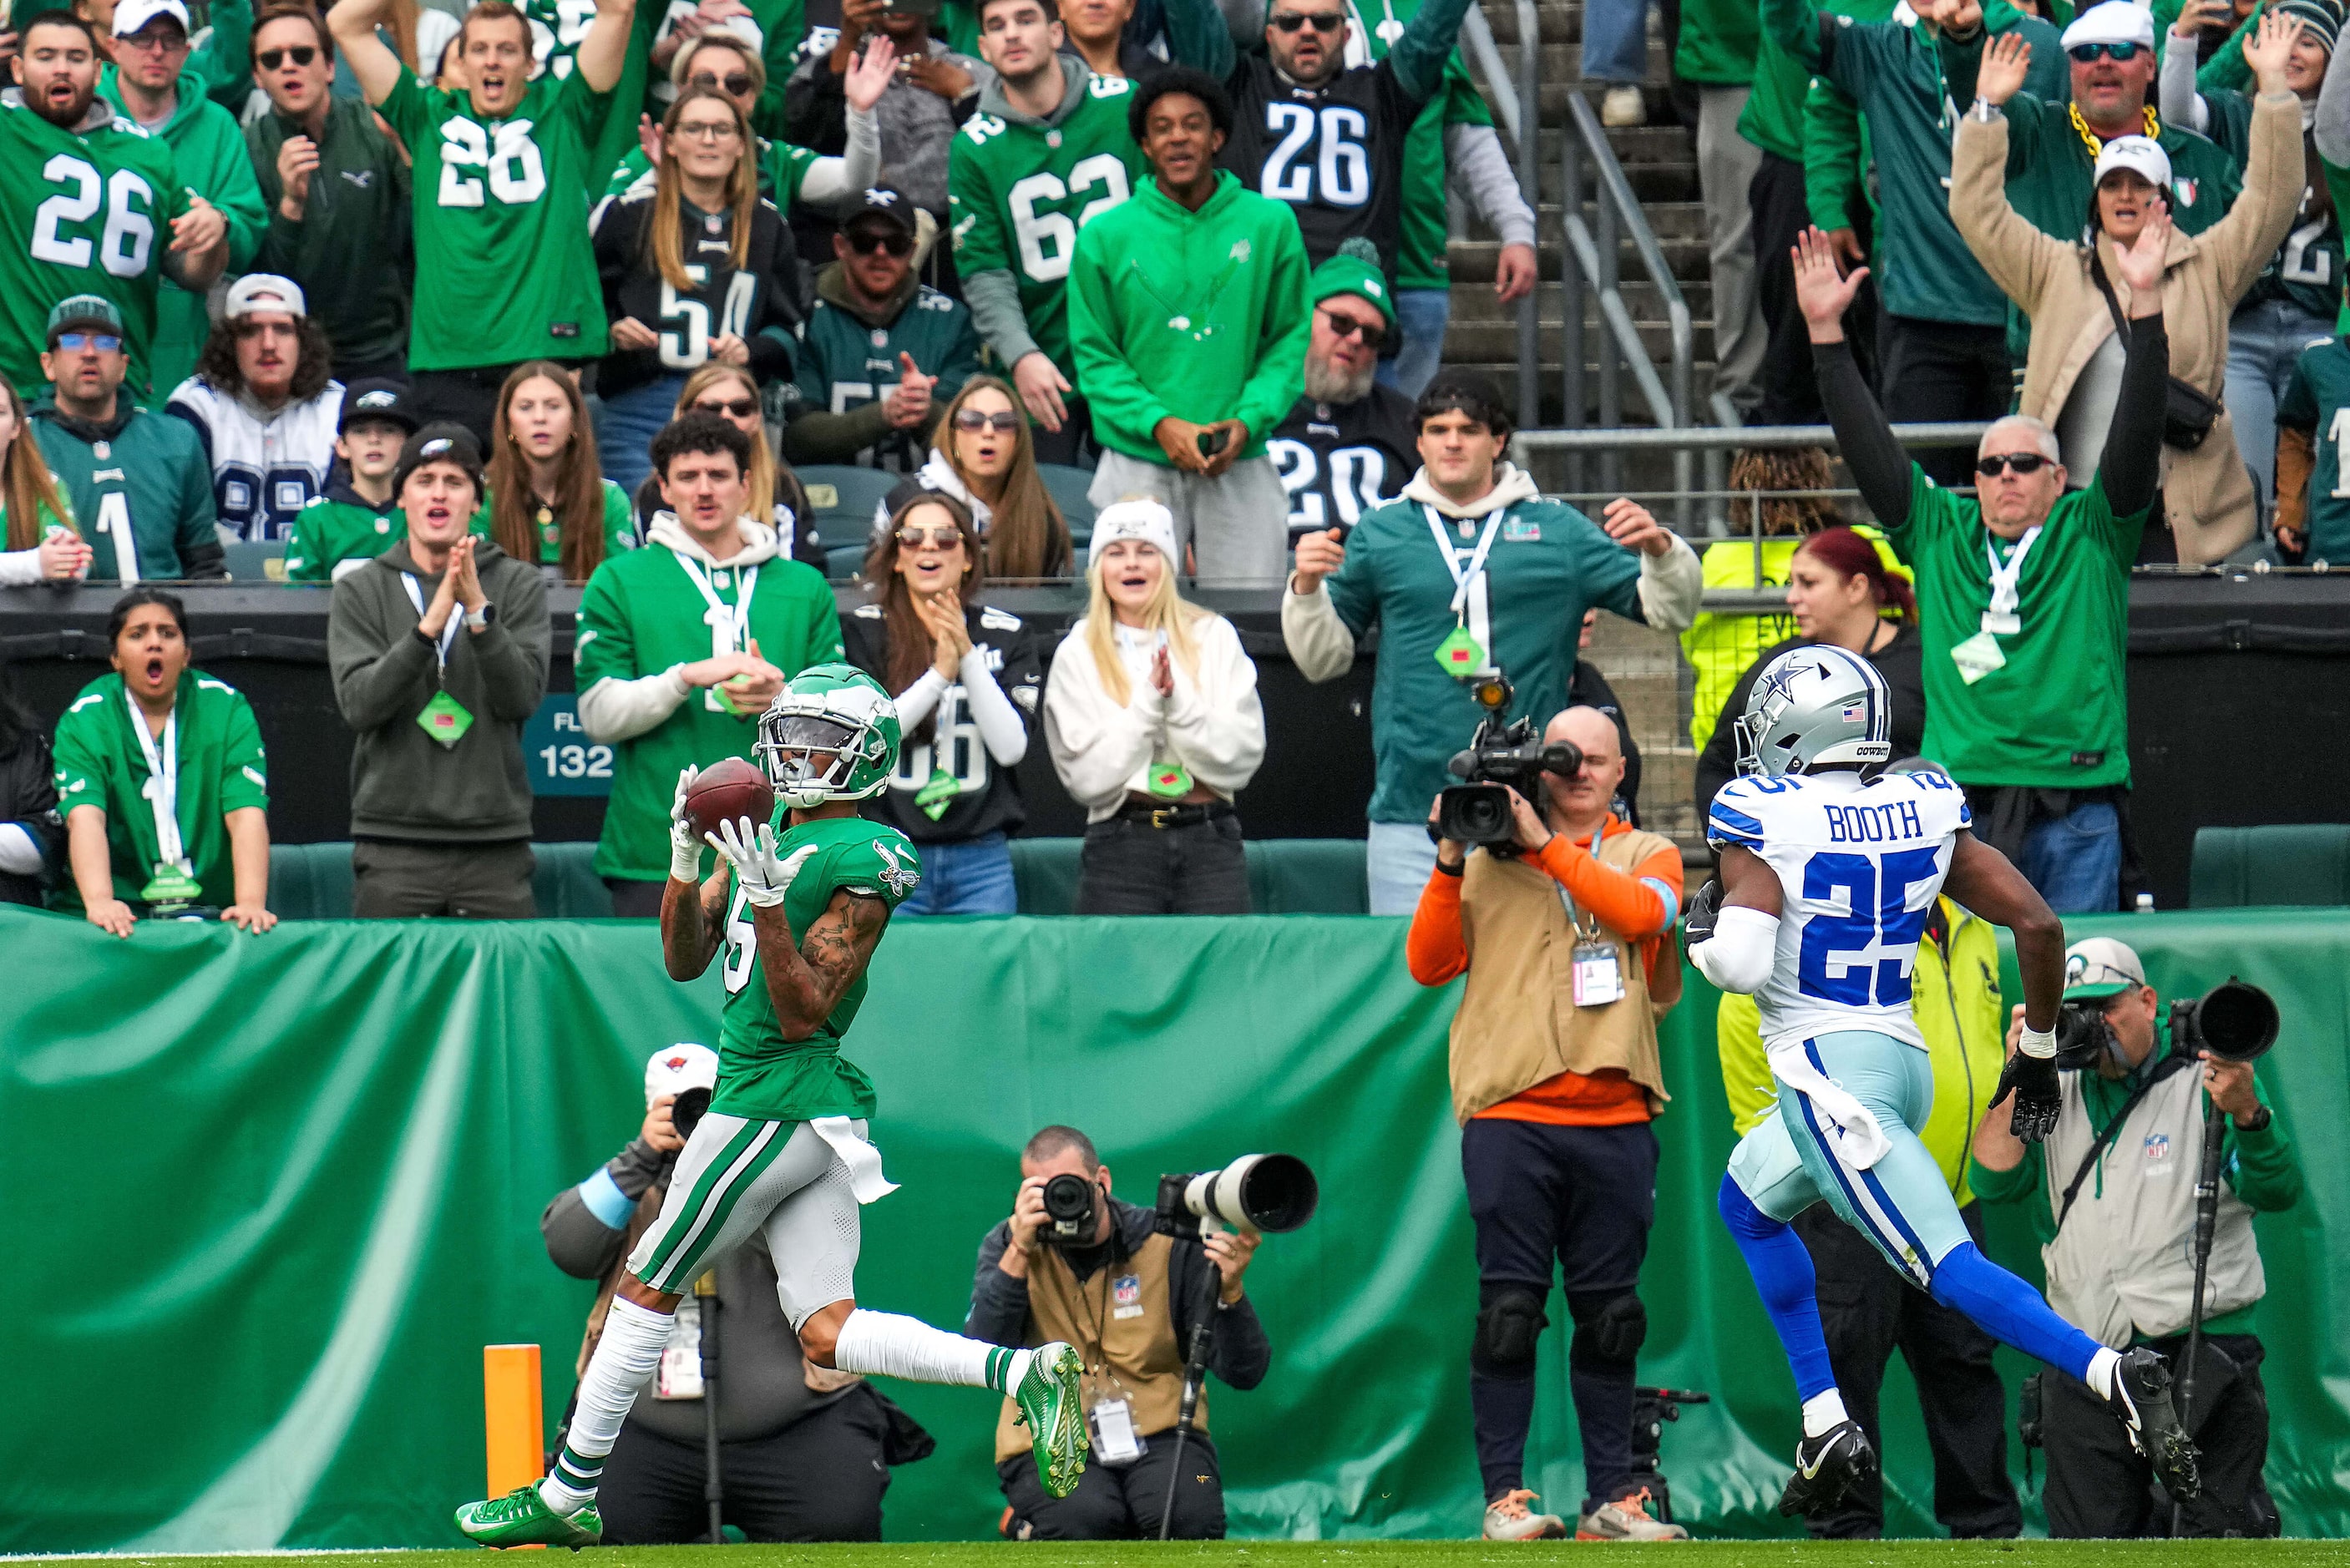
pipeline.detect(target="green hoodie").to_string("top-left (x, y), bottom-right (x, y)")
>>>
top-left (1066, 170), bottom-right (1311, 463)
top-left (99, 67), bottom-right (267, 399)
top-left (29, 397), bottom-right (220, 582)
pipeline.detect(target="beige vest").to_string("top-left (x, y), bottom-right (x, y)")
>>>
top-left (1448, 828), bottom-right (1678, 1125)
top-left (995, 1232), bottom-right (1197, 1460)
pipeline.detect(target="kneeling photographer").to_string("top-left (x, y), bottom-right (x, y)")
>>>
top-left (968, 1126), bottom-right (1272, 1540)
top-left (1406, 703), bottom-right (1689, 1542)
top-left (541, 1045), bottom-right (931, 1543)
top-left (1971, 939), bottom-right (2302, 1539)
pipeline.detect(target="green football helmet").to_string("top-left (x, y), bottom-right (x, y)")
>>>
top-left (754, 663), bottom-right (899, 808)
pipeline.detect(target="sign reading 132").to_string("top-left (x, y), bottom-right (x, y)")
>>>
top-left (30, 154), bottom-right (157, 278)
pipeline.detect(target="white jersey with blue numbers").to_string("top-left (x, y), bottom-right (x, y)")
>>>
top-left (1707, 767), bottom-right (1974, 1054)
top-left (165, 377), bottom-right (344, 541)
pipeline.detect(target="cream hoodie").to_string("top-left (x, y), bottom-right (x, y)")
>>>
top-left (1042, 612), bottom-right (1267, 822)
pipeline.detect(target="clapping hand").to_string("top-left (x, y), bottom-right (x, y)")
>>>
top-left (38, 528), bottom-right (93, 581)
top-left (1793, 225), bottom-right (1868, 341)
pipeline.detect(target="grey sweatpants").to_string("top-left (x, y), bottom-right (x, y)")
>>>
top-left (626, 1115), bottom-right (862, 1328)
top-left (1089, 450), bottom-right (1289, 587)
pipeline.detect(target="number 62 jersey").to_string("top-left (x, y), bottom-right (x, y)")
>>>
top-left (1706, 767), bottom-right (1973, 1053)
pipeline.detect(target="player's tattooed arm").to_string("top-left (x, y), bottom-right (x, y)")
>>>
top-left (661, 865), bottom-right (734, 980)
top-left (755, 888), bottom-right (889, 1039)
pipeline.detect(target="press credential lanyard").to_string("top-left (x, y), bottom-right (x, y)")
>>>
top-left (676, 554), bottom-right (757, 711)
top-left (125, 688), bottom-right (190, 874)
top-left (1981, 524), bottom-right (2041, 636)
top-left (1554, 828), bottom-right (1627, 1009)
top-left (1425, 504), bottom-right (1506, 675)
top-left (401, 573), bottom-right (463, 680)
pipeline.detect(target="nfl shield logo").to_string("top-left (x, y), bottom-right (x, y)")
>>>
top-left (2145, 1133), bottom-right (2170, 1161)
top-left (1113, 1274), bottom-right (1142, 1308)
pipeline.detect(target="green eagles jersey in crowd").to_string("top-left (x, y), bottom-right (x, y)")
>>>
top-left (575, 540), bottom-right (843, 882)
top-left (711, 812), bottom-right (919, 1123)
top-left (377, 65), bottom-right (614, 372)
top-left (947, 70), bottom-right (1149, 377)
top-left (793, 286), bottom-right (982, 469)
top-left (1323, 492), bottom-right (1645, 822)
top-left (283, 487), bottom-right (401, 581)
top-left (0, 100), bottom-right (192, 400)
top-left (2193, 84), bottom-right (2342, 324)
top-left (2278, 335), bottom-right (2350, 562)
top-left (30, 402), bottom-right (216, 580)
top-left (50, 669), bottom-right (268, 911)
top-left (1887, 465), bottom-right (2140, 788)
top-left (471, 479), bottom-right (642, 565)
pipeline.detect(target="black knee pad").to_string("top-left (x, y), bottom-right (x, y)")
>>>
top-left (1568, 1291), bottom-right (1647, 1369)
top-left (1471, 1287), bottom-right (1548, 1379)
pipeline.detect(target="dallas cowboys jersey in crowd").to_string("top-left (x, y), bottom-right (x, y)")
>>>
top-left (165, 377), bottom-right (345, 541)
top-left (1706, 765), bottom-right (1973, 1053)
top-left (1218, 54), bottom-right (1429, 290)
top-left (1269, 378), bottom-right (1418, 542)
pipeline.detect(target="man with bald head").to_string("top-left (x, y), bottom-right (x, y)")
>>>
top-left (1405, 704), bottom-right (1688, 1543)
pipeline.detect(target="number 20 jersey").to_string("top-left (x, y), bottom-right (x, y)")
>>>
top-left (1706, 767), bottom-right (1973, 1054)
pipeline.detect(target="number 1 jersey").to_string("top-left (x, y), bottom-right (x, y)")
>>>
top-left (1706, 767), bottom-right (1973, 1053)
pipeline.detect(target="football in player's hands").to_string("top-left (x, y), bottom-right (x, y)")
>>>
top-left (1683, 878), bottom-right (1723, 946)
top-left (684, 756), bottom-right (775, 842)
top-left (1993, 1051), bottom-right (2063, 1144)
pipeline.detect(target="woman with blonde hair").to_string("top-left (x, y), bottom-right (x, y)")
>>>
top-left (0, 372), bottom-right (89, 585)
top-left (843, 491), bottom-right (1043, 914)
top-left (631, 363), bottom-right (828, 569)
top-left (1043, 499), bottom-right (1265, 914)
top-left (480, 362), bottom-right (639, 583)
top-left (879, 375), bottom-right (1072, 579)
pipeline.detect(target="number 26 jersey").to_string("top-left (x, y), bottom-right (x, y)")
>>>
top-left (1706, 767), bottom-right (1973, 1053)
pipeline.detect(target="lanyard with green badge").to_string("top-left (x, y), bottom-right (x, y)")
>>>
top-left (403, 573), bottom-right (472, 747)
top-left (675, 554), bottom-right (758, 714)
top-left (125, 689), bottom-right (201, 907)
top-left (1948, 524), bottom-right (2041, 685)
top-left (1424, 504), bottom-right (1507, 679)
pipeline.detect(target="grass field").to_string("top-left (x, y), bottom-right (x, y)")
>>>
top-left (38, 1544), bottom-right (2347, 1568)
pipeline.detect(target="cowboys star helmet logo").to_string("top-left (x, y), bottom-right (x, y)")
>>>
top-left (1750, 655), bottom-right (1811, 715)
top-left (872, 840), bottom-right (920, 898)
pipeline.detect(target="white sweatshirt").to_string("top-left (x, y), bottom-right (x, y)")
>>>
top-left (1042, 613), bottom-right (1266, 822)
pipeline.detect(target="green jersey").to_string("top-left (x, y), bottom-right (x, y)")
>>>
top-left (793, 281), bottom-right (982, 469)
top-left (575, 535), bottom-right (843, 881)
top-left (2277, 335), bottom-right (2350, 562)
top-left (604, 134), bottom-right (818, 206)
top-left (469, 478), bottom-right (642, 565)
top-left (947, 70), bottom-right (1148, 376)
top-left (2193, 85), bottom-right (2341, 324)
top-left (378, 66), bottom-right (614, 372)
top-left (1886, 465), bottom-right (2140, 788)
top-left (1323, 488), bottom-right (1645, 822)
top-left (0, 100), bottom-right (191, 400)
top-left (50, 669), bottom-right (267, 911)
top-left (711, 812), bottom-right (920, 1123)
top-left (284, 486), bottom-right (402, 582)
top-left (29, 401), bottom-right (216, 581)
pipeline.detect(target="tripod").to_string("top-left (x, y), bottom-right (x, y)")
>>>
top-left (2166, 1097), bottom-right (2228, 1538)
top-left (1155, 1263), bottom-right (1223, 1541)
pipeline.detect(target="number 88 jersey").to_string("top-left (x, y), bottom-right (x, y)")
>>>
top-left (1706, 768), bottom-right (1973, 1053)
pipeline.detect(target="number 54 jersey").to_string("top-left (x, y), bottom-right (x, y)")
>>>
top-left (1707, 767), bottom-right (1973, 1053)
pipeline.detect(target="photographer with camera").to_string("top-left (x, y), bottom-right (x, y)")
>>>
top-left (1971, 938), bottom-right (2302, 1539)
top-left (539, 1045), bottom-right (931, 1543)
top-left (968, 1126), bottom-right (1271, 1540)
top-left (1405, 705), bottom-right (1689, 1543)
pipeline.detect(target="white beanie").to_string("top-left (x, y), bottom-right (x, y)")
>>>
top-left (644, 1042), bottom-right (719, 1108)
top-left (1087, 498), bottom-right (1179, 569)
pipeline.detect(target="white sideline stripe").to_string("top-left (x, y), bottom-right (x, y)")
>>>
top-left (647, 1117), bottom-right (778, 1285)
top-left (1798, 1086), bottom-right (1930, 1287)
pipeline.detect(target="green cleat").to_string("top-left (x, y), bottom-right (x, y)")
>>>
top-left (1013, 1341), bottom-right (1089, 1499)
top-left (453, 1482), bottom-right (602, 1550)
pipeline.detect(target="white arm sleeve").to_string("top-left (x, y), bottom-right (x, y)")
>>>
top-left (957, 646), bottom-right (1031, 766)
top-left (1634, 533), bottom-right (1704, 631)
top-left (2158, 36), bottom-right (2209, 134)
top-left (799, 104), bottom-right (883, 210)
top-left (895, 668), bottom-right (948, 731)
top-left (577, 669), bottom-right (693, 744)
top-left (0, 822), bottom-right (43, 875)
top-left (1689, 905), bottom-right (1781, 994)
top-left (0, 548), bottom-right (43, 587)
top-left (1444, 123), bottom-right (1537, 250)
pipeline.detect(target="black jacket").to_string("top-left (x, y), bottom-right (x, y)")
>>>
top-left (0, 719), bottom-right (62, 906)
top-left (591, 189), bottom-right (803, 398)
top-left (1694, 624), bottom-right (1928, 822)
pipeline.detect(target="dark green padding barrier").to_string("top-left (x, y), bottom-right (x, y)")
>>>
top-left (6, 907), bottom-right (2342, 1550)
top-left (2190, 824), bottom-right (2350, 908)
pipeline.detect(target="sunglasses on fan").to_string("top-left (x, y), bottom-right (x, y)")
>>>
top-left (1974, 452), bottom-right (2050, 477)
top-left (1269, 10), bottom-right (1346, 31)
top-left (689, 70), bottom-right (755, 96)
top-left (693, 397), bottom-right (759, 419)
top-left (257, 45), bottom-right (317, 68)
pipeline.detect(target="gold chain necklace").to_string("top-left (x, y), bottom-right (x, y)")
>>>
top-left (2070, 100), bottom-right (2161, 161)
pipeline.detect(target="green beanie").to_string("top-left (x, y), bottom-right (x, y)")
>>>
top-left (1309, 238), bottom-right (1395, 325)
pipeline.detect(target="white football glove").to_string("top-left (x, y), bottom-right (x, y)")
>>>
top-left (669, 766), bottom-right (704, 883)
top-left (707, 817), bottom-right (817, 908)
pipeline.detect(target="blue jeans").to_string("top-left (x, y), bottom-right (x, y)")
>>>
top-left (2019, 800), bottom-right (2121, 914)
top-left (2225, 296), bottom-right (2336, 525)
top-left (1580, 0), bottom-right (1650, 83)
top-left (1365, 820), bottom-right (1438, 915)
top-left (596, 374), bottom-right (689, 502)
top-left (1380, 288), bottom-right (1452, 401)
top-left (894, 832), bottom-right (1017, 916)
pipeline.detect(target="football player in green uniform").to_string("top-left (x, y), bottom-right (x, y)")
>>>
top-left (2274, 332), bottom-right (2350, 562)
top-left (453, 663), bottom-right (1088, 1549)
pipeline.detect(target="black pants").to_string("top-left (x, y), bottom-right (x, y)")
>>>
top-left (2042, 1332), bottom-right (2277, 1539)
top-left (606, 877), bottom-right (666, 918)
top-left (598, 1392), bottom-right (893, 1544)
top-left (1794, 1203), bottom-right (2019, 1539)
top-left (1028, 393), bottom-right (1096, 468)
top-left (1880, 316), bottom-right (2014, 491)
top-left (332, 353), bottom-right (410, 387)
top-left (1075, 812), bottom-right (1250, 914)
top-left (999, 1429), bottom-right (1225, 1539)
top-left (351, 839), bottom-right (535, 918)
top-left (1750, 154), bottom-right (1824, 426)
top-left (1461, 1116), bottom-right (1657, 1513)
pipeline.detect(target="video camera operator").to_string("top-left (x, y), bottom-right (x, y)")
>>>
top-left (539, 1045), bottom-right (932, 1543)
top-left (1405, 705), bottom-right (1689, 1542)
top-left (1971, 938), bottom-right (2303, 1539)
top-left (967, 1125), bottom-right (1271, 1540)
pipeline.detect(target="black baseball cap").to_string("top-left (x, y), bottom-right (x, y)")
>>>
top-left (340, 378), bottom-right (419, 436)
top-left (393, 422), bottom-right (484, 498)
top-left (843, 185), bottom-right (918, 235)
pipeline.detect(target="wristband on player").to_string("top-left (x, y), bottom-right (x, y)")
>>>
top-left (2018, 1023), bottom-right (2058, 1060)
top-left (670, 832), bottom-right (705, 884)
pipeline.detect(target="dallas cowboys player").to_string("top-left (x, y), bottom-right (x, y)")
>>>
top-left (1684, 645), bottom-right (2201, 1518)
top-left (453, 665), bottom-right (1087, 1547)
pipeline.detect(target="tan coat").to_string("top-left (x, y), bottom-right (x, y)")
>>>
top-left (1948, 94), bottom-right (2305, 564)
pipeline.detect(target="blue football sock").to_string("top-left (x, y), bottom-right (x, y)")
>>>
top-left (1927, 1241), bottom-right (2102, 1383)
top-left (1717, 1174), bottom-right (1837, 1402)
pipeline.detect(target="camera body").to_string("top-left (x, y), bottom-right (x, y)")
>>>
top-left (2055, 978), bottom-right (2279, 1074)
top-left (1041, 1171), bottom-right (1099, 1242)
top-left (671, 1085), bottom-right (712, 1144)
top-left (1153, 1154), bottom-right (1319, 1242)
top-left (1437, 716), bottom-right (1583, 851)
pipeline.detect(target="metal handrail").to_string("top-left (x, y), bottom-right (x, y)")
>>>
top-left (1513, 0), bottom-right (1540, 431)
top-left (1515, 420), bottom-right (1992, 453)
top-left (1557, 91), bottom-right (1692, 529)
top-left (1459, 5), bottom-right (1521, 148)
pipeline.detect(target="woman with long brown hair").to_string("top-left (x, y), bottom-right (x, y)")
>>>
top-left (480, 362), bottom-right (639, 583)
top-left (629, 362), bottom-right (828, 569)
top-left (840, 491), bottom-right (1041, 914)
top-left (879, 375), bottom-right (1072, 579)
top-left (0, 372), bottom-right (89, 586)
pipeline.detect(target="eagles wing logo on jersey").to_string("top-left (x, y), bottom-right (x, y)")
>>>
top-left (872, 840), bottom-right (920, 898)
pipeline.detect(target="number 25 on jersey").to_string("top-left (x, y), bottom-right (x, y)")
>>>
top-left (1796, 848), bottom-right (1937, 1007)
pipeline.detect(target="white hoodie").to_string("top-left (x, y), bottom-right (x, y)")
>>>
top-left (1042, 612), bottom-right (1266, 822)
top-left (576, 512), bottom-right (781, 744)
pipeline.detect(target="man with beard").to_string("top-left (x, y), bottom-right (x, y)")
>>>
top-left (1269, 245), bottom-right (1418, 544)
top-left (0, 9), bottom-right (230, 397)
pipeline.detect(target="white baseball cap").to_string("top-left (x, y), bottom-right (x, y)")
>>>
top-left (2063, 937), bottom-right (2147, 1001)
top-left (2061, 0), bottom-right (2156, 53)
top-left (1087, 498), bottom-right (1179, 569)
top-left (644, 1042), bottom-right (719, 1108)
top-left (2092, 134), bottom-right (2172, 193)
top-left (113, 0), bottom-right (191, 37)
top-left (224, 273), bottom-right (307, 320)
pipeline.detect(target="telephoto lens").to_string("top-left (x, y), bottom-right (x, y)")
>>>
top-left (1041, 1171), bottom-right (1096, 1240)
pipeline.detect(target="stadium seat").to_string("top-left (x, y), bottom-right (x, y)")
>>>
top-left (795, 466), bottom-right (900, 583)
top-left (2188, 825), bottom-right (2350, 908)
top-left (266, 841), bottom-right (353, 918)
top-left (223, 539), bottom-right (288, 583)
top-left (1037, 463), bottom-right (1097, 554)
